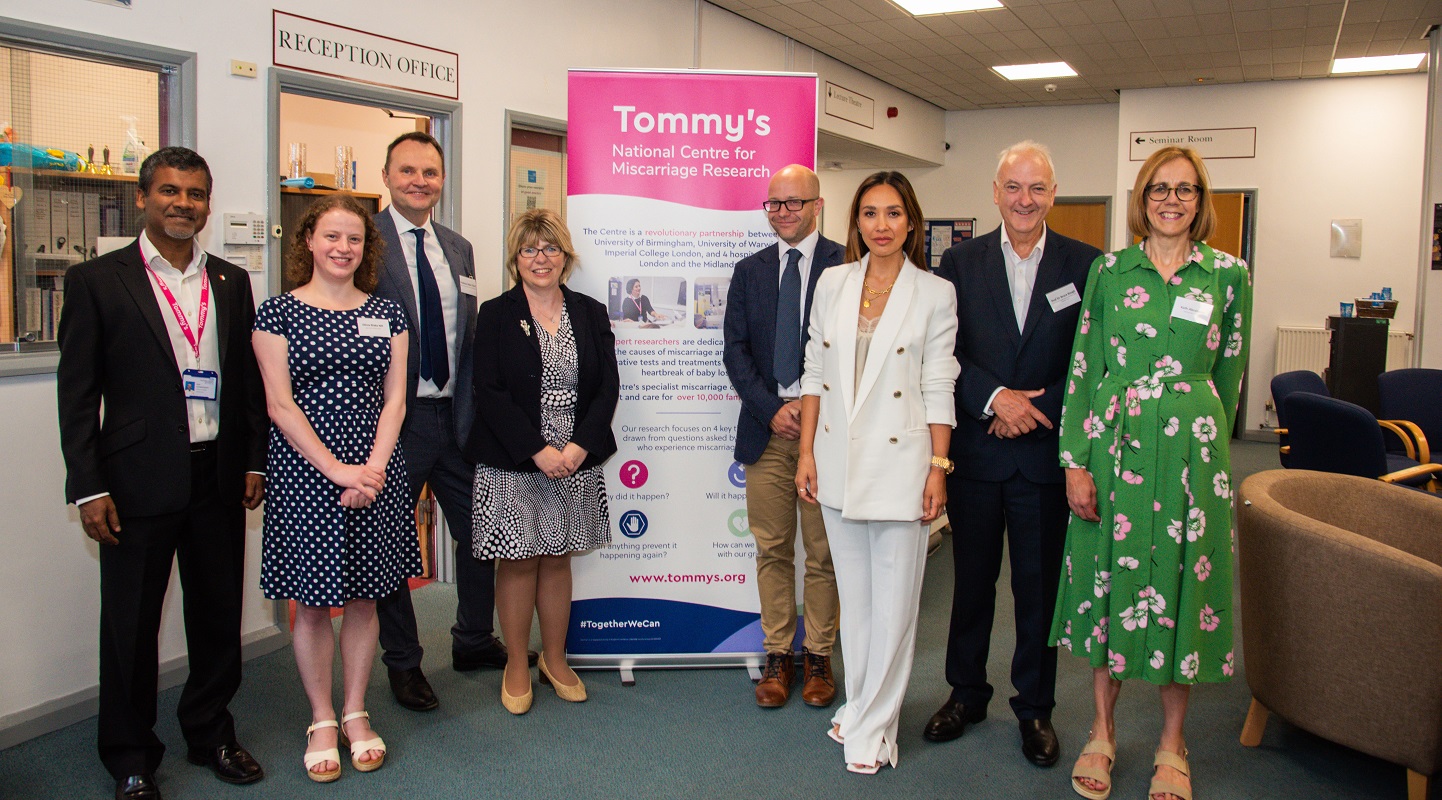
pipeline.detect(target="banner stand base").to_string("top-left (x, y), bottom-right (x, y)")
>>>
top-left (570, 652), bottom-right (765, 687)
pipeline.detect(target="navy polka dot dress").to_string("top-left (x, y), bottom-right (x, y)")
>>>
top-left (254, 293), bottom-right (422, 606)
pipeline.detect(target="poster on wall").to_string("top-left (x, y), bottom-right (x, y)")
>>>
top-left (565, 69), bottom-right (817, 667)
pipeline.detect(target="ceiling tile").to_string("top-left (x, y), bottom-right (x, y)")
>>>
top-left (1078, 0), bottom-right (1127, 23)
top-left (1306, 3), bottom-right (1346, 25)
top-left (1269, 6), bottom-right (1308, 28)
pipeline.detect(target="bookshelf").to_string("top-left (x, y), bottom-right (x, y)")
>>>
top-left (1, 167), bottom-right (141, 344)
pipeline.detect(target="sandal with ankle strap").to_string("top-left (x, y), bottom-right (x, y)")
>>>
top-left (1149, 748), bottom-right (1191, 800)
top-left (340, 711), bottom-right (387, 773)
top-left (1071, 737), bottom-right (1116, 800)
top-left (303, 720), bottom-right (341, 783)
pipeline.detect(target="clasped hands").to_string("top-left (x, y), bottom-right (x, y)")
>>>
top-left (533, 442), bottom-right (589, 480)
top-left (987, 388), bottom-right (1053, 439)
top-left (334, 462), bottom-right (386, 509)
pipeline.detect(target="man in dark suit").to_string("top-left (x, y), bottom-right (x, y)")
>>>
top-left (723, 164), bottom-right (844, 708)
top-left (372, 132), bottom-right (522, 712)
top-left (58, 147), bottom-right (267, 800)
top-left (926, 142), bottom-right (1102, 767)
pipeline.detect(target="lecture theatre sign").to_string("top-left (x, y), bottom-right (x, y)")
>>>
top-left (273, 11), bottom-right (459, 100)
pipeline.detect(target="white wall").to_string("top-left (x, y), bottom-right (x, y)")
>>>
top-left (0, 0), bottom-right (947, 740)
top-left (816, 104), bottom-right (1121, 254)
top-left (1422, 33), bottom-right (1441, 369)
top-left (1115, 76), bottom-right (1429, 434)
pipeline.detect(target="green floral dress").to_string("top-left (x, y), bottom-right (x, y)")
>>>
top-left (1049, 241), bottom-right (1252, 685)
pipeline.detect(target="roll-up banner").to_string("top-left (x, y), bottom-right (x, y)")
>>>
top-left (565, 69), bottom-right (818, 669)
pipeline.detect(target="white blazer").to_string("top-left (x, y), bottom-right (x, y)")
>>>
top-left (801, 255), bottom-right (960, 521)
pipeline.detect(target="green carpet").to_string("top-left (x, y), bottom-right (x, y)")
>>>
top-left (0, 441), bottom-right (1420, 798)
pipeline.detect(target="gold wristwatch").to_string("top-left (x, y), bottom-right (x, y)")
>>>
top-left (930, 456), bottom-right (955, 474)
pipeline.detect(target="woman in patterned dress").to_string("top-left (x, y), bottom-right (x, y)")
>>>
top-left (253, 194), bottom-right (418, 780)
top-left (1054, 147), bottom-right (1251, 800)
top-left (466, 209), bottom-right (619, 715)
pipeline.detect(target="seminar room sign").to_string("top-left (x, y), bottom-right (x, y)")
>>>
top-left (273, 11), bottom-right (459, 100)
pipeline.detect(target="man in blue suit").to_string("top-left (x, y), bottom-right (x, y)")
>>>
top-left (723, 165), bottom-right (844, 708)
top-left (926, 142), bottom-right (1102, 766)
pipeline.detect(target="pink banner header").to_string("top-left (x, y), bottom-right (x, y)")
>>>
top-left (568, 70), bottom-right (817, 211)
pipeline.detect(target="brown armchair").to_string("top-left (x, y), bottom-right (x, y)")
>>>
top-left (1237, 469), bottom-right (1442, 800)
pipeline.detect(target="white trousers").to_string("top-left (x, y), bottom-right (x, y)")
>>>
top-left (822, 506), bottom-right (929, 768)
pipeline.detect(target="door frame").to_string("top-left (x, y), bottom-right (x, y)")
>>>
top-left (268, 68), bottom-right (462, 297)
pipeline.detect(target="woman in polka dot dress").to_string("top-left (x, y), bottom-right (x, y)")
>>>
top-left (253, 194), bottom-right (420, 781)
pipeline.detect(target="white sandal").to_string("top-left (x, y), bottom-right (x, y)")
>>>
top-left (341, 711), bottom-right (387, 773)
top-left (303, 719), bottom-right (341, 783)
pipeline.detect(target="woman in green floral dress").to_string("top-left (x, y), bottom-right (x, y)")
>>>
top-left (1052, 146), bottom-right (1251, 800)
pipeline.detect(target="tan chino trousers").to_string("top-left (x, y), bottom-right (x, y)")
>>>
top-left (747, 435), bottom-right (838, 655)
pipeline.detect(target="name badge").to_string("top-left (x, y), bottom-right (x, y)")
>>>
top-left (1046, 283), bottom-right (1081, 313)
top-left (1171, 297), bottom-right (1213, 325)
top-left (182, 369), bottom-right (218, 401)
top-left (357, 317), bottom-right (391, 337)
top-left (458, 275), bottom-right (478, 296)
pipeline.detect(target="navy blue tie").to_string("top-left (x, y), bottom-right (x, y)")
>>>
top-left (412, 228), bottom-right (449, 391)
top-left (773, 248), bottom-right (802, 387)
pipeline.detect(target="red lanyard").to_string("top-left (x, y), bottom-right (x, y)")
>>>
top-left (143, 253), bottom-right (209, 361)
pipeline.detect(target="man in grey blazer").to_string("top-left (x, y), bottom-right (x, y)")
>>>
top-left (372, 132), bottom-right (518, 712)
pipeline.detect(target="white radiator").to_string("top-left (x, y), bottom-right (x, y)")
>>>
top-left (1274, 326), bottom-right (1414, 375)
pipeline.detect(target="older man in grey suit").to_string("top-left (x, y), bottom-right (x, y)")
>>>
top-left (372, 132), bottom-right (522, 712)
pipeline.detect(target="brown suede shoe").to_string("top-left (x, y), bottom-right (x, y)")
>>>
top-left (755, 652), bottom-right (794, 707)
top-left (801, 649), bottom-right (837, 708)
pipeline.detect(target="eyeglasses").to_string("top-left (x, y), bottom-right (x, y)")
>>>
top-left (762, 198), bottom-right (818, 212)
top-left (1145, 183), bottom-right (1200, 202)
top-left (520, 245), bottom-right (562, 258)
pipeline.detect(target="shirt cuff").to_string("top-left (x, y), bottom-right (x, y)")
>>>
top-left (74, 492), bottom-right (110, 506)
top-left (247, 471), bottom-right (266, 477)
top-left (982, 386), bottom-right (1005, 418)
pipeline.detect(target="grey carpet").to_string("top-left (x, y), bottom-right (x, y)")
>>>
top-left (1, 441), bottom-right (1420, 798)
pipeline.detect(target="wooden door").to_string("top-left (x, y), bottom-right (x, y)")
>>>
top-left (1048, 200), bottom-right (1108, 252)
top-left (1207, 192), bottom-right (1245, 259)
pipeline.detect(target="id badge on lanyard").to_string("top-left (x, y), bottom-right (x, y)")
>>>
top-left (144, 255), bottom-right (214, 398)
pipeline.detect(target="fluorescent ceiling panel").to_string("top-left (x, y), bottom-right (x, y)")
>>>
top-left (992, 61), bottom-right (1078, 80)
top-left (893, 0), bottom-right (1004, 15)
top-left (1331, 54), bottom-right (1426, 74)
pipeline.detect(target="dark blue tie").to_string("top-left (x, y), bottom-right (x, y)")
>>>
top-left (773, 247), bottom-right (802, 387)
top-left (412, 228), bottom-right (449, 391)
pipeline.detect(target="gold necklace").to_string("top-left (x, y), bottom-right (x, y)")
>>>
top-left (862, 277), bottom-right (897, 308)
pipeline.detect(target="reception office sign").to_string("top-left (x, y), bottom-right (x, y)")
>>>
top-left (565, 69), bottom-right (817, 670)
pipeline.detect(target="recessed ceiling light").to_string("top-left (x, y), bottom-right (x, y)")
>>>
top-left (992, 62), bottom-right (1078, 81)
top-left (1331, 54), bottom-right (1426, 74)
top-left (893, 0), bottom-right (1004, 15)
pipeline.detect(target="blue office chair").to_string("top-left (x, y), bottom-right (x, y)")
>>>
top-left (1270, 370), bottom-right (1328, 467)
top-left (1283, 393), bottom-right (1442, 491)
top-left (1379, 368), bottom-right (1442, 465)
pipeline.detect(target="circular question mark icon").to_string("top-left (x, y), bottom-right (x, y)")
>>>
top-left (619, 459), bottom-right (649, 489)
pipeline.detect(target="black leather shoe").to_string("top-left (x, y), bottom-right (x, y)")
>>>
top-left (186, 741), bottom-right (263, 784)
top-left (115, 774), bottom-right (161, 800)
top-left (388, 666), bottom-right (439, 711)
top-left (1019, 718), bottom-right (1060, 767)
top-left (452, 638), bottom-right (538, 671)
top-left (923, 698), bottom-right (987, 742)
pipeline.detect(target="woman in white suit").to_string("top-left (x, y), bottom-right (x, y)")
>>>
top-left (796, 171), bottom-right (959, 774)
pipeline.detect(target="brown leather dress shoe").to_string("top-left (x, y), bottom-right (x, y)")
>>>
top-left (800, 649), bottom-right (836, 708)
top-left (754, 652), bottom-right (794, 707)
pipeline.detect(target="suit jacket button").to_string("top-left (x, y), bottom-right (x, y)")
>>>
top-left (176, 424), bottom-right (185, 434)
top-left (893, 390), bottom-right (902, 398)
top-left (823, 340), bottom-right (831, 347)
top-left (888, 436), bottom-right (898, 444)
top-left (823, 383), bottom-right (830, 391)
top-left (896, 346), bottom-right (905, 354)
top-left (824, 424), bottom-right (830, 433)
